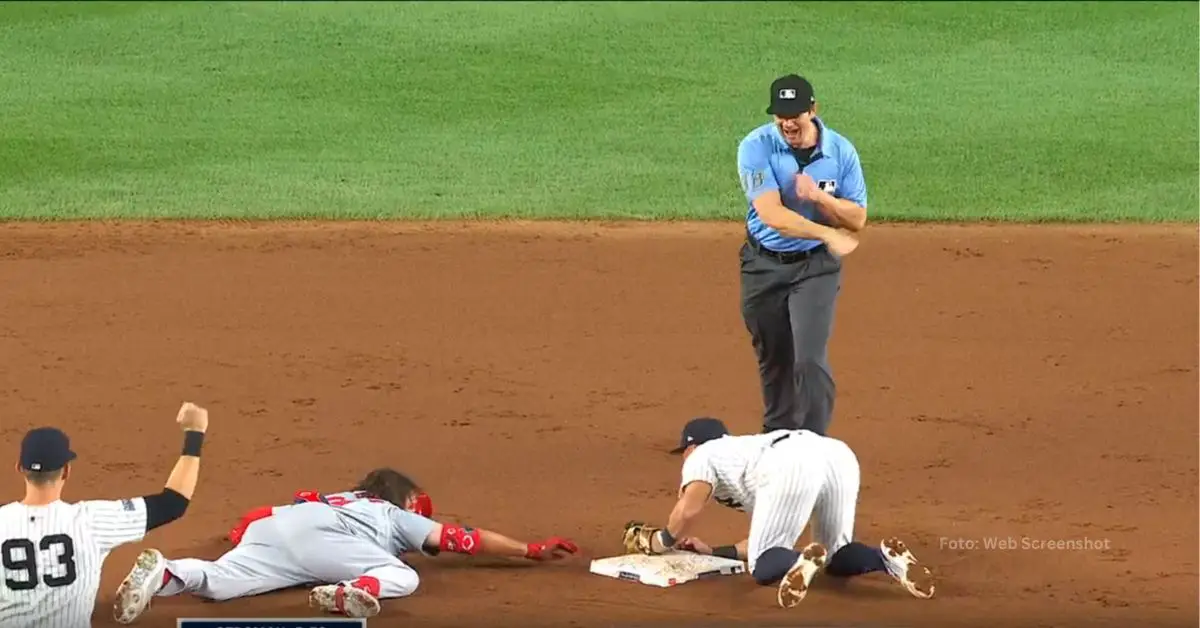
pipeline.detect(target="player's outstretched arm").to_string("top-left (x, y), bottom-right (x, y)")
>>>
top-left (84, 402), bottom-right (209, 553)
top-left (144, 402), bottom-right (209, 531)
top-left (620, 482), bottom-right (714, 556)
top-left (663, 481), bottom-right (711, 545)
top-left (421, 522), bottom-right (578, 561)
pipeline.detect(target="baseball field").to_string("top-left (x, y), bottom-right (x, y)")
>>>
top-left (1, 1), bottom-right (1197, 626)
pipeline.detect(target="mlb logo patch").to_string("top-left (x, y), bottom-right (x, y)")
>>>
top-left (816, 179), bottom-right (837, 194)
top-left (121, 499), bottom-right (135, 511)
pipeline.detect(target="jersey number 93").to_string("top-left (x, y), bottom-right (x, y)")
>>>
top-left (2, 535), bottom-right (77, 590)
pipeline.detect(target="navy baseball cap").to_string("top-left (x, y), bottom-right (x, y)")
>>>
top-left (19, 427), bottom-right (76, 472)
top-left (669, 417), bottom-right (730, 454)
top-left (766, 74), bottom-right (815, 117)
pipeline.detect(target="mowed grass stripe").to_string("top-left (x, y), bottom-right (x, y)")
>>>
top-left (0, 1), bottom-right (1195, 221)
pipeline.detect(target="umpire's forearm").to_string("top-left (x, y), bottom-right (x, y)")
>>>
top-left (760, 204), bottom-right (840, 241)
top-left (814, 193), bottom-right (867, 232)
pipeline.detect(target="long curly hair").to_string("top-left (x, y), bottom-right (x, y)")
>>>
top-left (353, 467), bottom-right (421, 508)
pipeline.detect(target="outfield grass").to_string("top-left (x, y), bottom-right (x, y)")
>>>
top-left (0, 1), bottom-right (1196, 222)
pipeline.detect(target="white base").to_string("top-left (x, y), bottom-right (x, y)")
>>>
top-left (589, 551), bottom-right (746, 587)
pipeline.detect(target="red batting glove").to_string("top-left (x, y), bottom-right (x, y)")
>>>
top-left (525, 536), bottom-right (579, 561)
top-left (228, 505), bottom-right (273, 546)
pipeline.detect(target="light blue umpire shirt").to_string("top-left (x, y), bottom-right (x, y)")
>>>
top-left (737, 117), bottom-right (868, 253)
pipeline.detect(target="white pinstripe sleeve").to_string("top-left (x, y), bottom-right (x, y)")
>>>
top-left (83, 498), bottom-right (148, 552)
top-left (679, 448), bottom-right (717, 494)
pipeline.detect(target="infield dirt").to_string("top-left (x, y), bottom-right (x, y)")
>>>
top-left (1, 221), bottom-right (1196, 627)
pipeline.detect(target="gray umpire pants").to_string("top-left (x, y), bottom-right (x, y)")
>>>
top-left (739, 236), bottom-right (842, 435)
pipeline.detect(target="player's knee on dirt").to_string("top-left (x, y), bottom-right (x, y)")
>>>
top-left (825, 541), bottom-right (886, 577)
top-left (751, 547), bottom-right (799, 585)
top-left (362, 566), bottom-right (419, 598)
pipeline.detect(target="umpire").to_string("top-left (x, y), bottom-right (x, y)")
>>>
top-left (736, 74), bottom-right (868, 436)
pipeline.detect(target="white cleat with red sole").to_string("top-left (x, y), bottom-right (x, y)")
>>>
top-left (113, 548), bottom-right (167, 624)
top-left (309, 583), bottom-right (382, 618)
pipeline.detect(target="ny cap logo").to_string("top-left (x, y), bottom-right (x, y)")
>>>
top-left (779, 88), bottom-right (797, 100)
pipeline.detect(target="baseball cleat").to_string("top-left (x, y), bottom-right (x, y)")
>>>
top-left (880, 537), bottom-right (935, 599)
top-left (777, 542), bottom-right (828, 608)
top-left (309, 583), bottom-right (382, 618)
top-left (113, 548), bottom-right (167, 624)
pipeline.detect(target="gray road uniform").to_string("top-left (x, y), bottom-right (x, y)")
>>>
top-left (157, 492), bottom-right (435, 601)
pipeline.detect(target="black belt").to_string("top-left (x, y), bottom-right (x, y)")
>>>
top-left (746, 230), bottom-right (825, 264)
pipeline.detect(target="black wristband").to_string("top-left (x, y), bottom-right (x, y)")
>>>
top-left (182, 431), bottom-right (204, 457)
top-left (713, 545), bottom-right (739, 560)
top-left (658, 528), bottom-right (676, 548)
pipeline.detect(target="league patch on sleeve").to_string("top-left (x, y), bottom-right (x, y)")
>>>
top-left (742, 170), bottom-right (766, 193)
top-left (121, 498), bottom-right (135, 512)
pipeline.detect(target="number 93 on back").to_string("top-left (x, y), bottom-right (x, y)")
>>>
top-left (178, 619), bottom-right (366, 628)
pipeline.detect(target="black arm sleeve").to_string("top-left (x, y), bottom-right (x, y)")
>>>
top-left (143, 488), bottom-right (190, 531)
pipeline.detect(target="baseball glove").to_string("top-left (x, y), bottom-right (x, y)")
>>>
top-left (622, 520), bottom-right (664, 555)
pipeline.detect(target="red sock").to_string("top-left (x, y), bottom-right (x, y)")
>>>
top-left (348, 576), bottom-right (381, 597)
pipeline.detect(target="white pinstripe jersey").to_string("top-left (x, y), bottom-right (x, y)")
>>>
top-left (0, 498), bottom-right (147, 628)
top-left (680, 431), bottom-right (811, 513)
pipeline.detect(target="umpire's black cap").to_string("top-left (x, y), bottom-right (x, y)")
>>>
top-left (767, 74), bottom-right (815, 117)
top-left (670, 417), bottom-right (730, 454)
top-left (19, 427), bottom-right (77, 472)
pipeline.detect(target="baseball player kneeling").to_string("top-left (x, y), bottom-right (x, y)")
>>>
top-left (112, 467), bottom-right (578, 622)
top-left (622, 417), bottom-right (935, 608)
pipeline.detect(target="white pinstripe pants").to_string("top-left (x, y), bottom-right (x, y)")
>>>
top-left (745, 432), bottom-right (860, 573)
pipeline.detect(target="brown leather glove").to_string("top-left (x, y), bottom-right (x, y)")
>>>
top-left (622, 520), bottom-right (664, 555)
